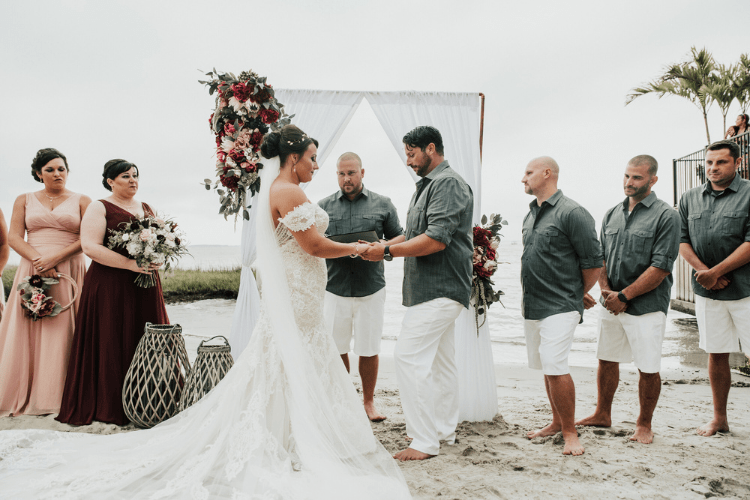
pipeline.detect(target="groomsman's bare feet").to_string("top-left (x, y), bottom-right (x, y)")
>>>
top-left (364, 402), bottom-right (386, 422)
top-left (630, 425), bottom-right (654, 444)
top-left (393, 448), bottom-right (434, 461)
top-left (575, 412), bottom-right (611, 428)
top-left (527, 422), bottom-right (561, 439)
top-left (696, 418), bottom-right (729, 437)
top-left (562, 432), bottom-right (585, 456)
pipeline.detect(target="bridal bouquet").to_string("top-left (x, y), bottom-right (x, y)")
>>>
top-left (18, 274), bottom-right (64, 321)
top-left (107, 215), bottom-right (188, 288)
top-left (200, 69), bottom-right (293, 220)
top-left (471, 213), bottom-right (507, 330)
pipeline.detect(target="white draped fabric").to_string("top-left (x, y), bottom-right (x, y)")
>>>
top-left (229, 90), bottom-right (497, 422)
top-left (229, 90), bottom-right (363, 355)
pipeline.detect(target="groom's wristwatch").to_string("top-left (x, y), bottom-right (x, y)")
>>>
top-left (383, 245), bottom-right (393, 261)
top-left (617, 291), bottom-right (629, 304)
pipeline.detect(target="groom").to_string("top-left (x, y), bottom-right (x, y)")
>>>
top-left (360, 125), bottom-right (473, 461)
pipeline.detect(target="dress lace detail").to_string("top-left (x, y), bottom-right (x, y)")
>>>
top-left (0, 200), bottom-right (409, 499)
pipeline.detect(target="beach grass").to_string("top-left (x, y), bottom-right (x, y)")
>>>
top-left (2, 265), bottom-right (242, 304)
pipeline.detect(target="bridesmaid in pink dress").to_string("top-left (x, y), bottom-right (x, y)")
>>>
top-left (0, 209), bottom-right (9, 320)
top-left (0, 148), bottom-right (91, 417)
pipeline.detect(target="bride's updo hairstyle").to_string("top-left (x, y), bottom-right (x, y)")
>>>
top-left (102, 159), bottom-right (139, 191)
top-left (31, 148), bottom-right (68, 182)
top-left (260, 124), bottom-right (314, 165)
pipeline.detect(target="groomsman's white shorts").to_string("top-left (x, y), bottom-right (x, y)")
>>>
top-left (596, 311), bottom-right (666, 373)
top-left (695, 295), bottom-right (750, 354)
top-left (324, 289), bottom-right (385, 357)
top-left (524, 311), bottom-right (581, 375)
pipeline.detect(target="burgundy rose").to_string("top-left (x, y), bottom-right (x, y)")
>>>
top-left (217, 151), bottom-right (227, 162)
top-left (250, 130), bottom-right (263, 151)
top-left (29, 275), bottom-right (44, 287)
top-left (229, 149), bottom-right (246, 164)
top-left (39, 299), bottom-right (56, 316)
top-left (231, 82), bottom-right (251, 102)
top-left (220, 174), bottom-right (239, 192)
top-left (224, 123), bottom-right (236, 136)
top-left (259, 108), bottom-right (279, 124)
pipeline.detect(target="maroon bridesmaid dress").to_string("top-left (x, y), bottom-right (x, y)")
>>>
top-left (56, 200), bottom-right (169, 426)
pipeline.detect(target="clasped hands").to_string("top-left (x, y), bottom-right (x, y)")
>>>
top-left (349, 240), bottom-right (387, 261)
top-left (693, 268), bottom-right (730, 291)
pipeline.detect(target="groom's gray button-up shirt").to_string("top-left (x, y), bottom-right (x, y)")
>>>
top-left (319, 187), bottom-right (403, 298)
top-left (403, 161), bottom-right (474, 309)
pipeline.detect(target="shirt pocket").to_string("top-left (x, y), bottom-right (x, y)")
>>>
top-left (406, 206), bottom-right (427, 235)
top-left (358, 213), bottom-right (384, 234)
top-left (722, 211), bottom-right (746, 236)
top-left (537, 228), bottom-right (559, 253)
top-left (603, 227), bottom-right (619, 256)
top-left (327, 216), bottom-right (344, 235)
top-left (687, 213), bottom-right (702, 235)
top-left (631, 229), bottom-right (654, 252)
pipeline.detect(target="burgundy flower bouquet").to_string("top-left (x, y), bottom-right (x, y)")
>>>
top-left (200, 69), bottom-right (292, 221)
top-left (471, 213), bottom-right (507, 330)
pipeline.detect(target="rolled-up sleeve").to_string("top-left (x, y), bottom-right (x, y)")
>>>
top-left (650, 209), bottom-right (681, 271)
top-left (566, 207), bottom-right (603, 269)
top-left (425, 178), bottom-right (473, 246)
top-left (383, 199), bottom-right (404, 240)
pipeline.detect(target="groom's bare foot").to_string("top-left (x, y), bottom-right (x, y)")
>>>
top-left (527, 422), bottom-right (561, 439)
top-left (575, 412), bottom-right (611, 428)
top-left (696, 418), bottom-right (729, 437)
top-left (393, 447), bottom-right (434, 461)
top-left (562, 431), bottom-right (585, 456)
top-left (630, 425), bottom-right (654, 444)
top-left (364, 401), bottom-right (386, 422)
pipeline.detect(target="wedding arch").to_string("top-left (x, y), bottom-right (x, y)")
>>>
top-left (227, 89), bottom-right (497, 421)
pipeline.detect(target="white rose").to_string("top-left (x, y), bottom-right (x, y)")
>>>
top-left (122, 233), bottom-right (130, 241)
top-left (126, 241), bottom-right (141, 256)
top-left (166, 232), bottom-right (176, 241)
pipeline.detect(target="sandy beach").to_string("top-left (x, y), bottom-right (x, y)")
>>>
top-left (2, 299), bottom-right (748, 499)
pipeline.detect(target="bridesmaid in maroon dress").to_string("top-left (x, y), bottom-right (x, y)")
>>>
top-left (0, 148), bottom-right (91, 416)
top-left (57, 160), bottom-right (169, 426)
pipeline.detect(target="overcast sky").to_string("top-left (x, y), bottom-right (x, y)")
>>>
top-left (1, 0), bottom-right (748, 252)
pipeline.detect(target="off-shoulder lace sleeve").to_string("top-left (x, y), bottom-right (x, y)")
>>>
top-left (278, 202), bottom-right (317, 232)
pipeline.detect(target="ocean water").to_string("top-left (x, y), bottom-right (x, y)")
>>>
top-left (6, 243), bottom-right (728, 369)
top-left (184, 244), bottom-right (724, 370)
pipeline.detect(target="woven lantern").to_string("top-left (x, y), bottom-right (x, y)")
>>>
top-left (122, 323), bottom-right (191, 428)
top-left (179, 336), bottom-right (234, 412)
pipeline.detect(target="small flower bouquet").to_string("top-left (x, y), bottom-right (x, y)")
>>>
top-left (18, 274), bottom-right (64, 321)
top-left (107, 215), bottom-right (189, 288)
top-left (199, 69), bottom-right (292, 221)
top-left (471, 213), bottom-right (507, 331)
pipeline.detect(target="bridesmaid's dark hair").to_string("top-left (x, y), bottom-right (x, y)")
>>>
top-left (260, 124), bottom-right (314, 165)
top-left (102, 159), bottom-right (139, 191)
top-left (31, 148), bottom-right (68, 183)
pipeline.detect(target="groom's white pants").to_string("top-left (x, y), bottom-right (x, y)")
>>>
top-left (395, 297), bottom-right (464, 456)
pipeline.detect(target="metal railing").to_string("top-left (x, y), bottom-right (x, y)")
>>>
top-left (672, 130), bottom-right (750, 308)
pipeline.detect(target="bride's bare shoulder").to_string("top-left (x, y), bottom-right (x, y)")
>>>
top-left (270, 181), bottom-right (309, 215)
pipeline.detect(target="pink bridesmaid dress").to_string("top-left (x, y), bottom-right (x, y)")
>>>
top-left (0, 193), bottom-right (86, 417)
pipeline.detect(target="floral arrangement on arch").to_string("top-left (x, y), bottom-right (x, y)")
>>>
top-left (107, 215), bottom-right (188, 288)
top-left (471, 213), bottom-right (507, 331)
top-left (18, 275), bottom-right (66, 321)
top-left (200, 69), bottom-right (293, 220)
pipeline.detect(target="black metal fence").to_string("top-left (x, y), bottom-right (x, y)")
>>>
top-left (672, 130), bottom-right (750, 307)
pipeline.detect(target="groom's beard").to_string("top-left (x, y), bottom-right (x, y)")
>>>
top-left (413, 157), bottom-right (431, 177)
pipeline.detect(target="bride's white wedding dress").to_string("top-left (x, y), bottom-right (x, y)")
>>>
top-left (0, 158), bottom-right (411, 499)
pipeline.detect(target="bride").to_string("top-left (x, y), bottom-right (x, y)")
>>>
top-left (0, 125), bottom-right (412, 499)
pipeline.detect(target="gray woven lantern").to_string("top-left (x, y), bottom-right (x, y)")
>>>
top-left (179, 336), bottom-right (234, 412)
top-left (122, 323), bottom-right (191, 428)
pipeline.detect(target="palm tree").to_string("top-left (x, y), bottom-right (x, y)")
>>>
top-left (706, 64), bottom-right (736, 137)
top-left (626, 47), bottom-right (716, 144)
top-left (732, 53), bottom-right (750, 114)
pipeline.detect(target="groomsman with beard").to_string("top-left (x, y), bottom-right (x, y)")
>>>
top-left (360, 126), bottom-right (474, 461)
top-left (576, 155), bottom-right (680, 444)
top-left (521, 156), bottom-right (602, 456)
top-left (318, 152), bottom-right (403, 422)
